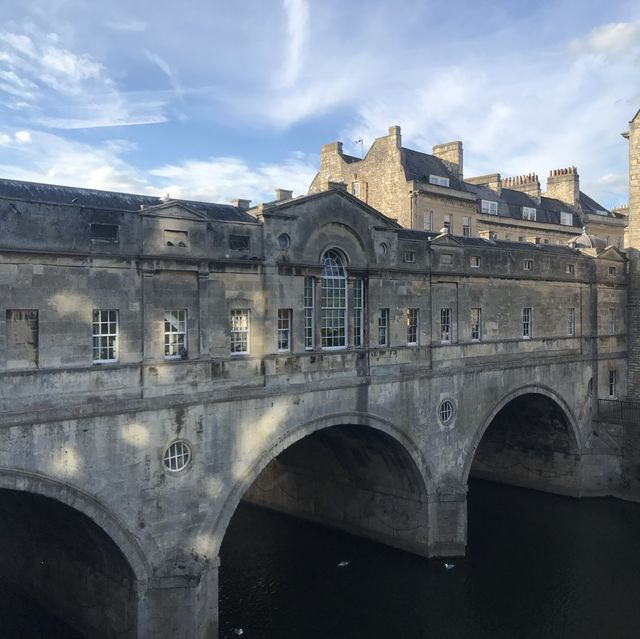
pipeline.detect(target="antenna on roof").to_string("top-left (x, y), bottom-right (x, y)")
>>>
top-left (354, 138), bottom-right (363, 159)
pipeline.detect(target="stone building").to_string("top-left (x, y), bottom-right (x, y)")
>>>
top-left (309, 126), bottom-right (627, 248)
top-left (0, 108), bottom-right (637, 639)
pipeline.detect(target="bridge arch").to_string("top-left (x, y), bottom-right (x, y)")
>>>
top-left (463, 385), bottom-right (582, 493)
top-left (0, 468), bottom-right (150, 638)
top-left (211, 411), bottom-right (434, 558)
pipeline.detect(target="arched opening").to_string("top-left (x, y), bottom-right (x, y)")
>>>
top-left (469, 391), bottom-right (580, 495)
top-left (0, 489), bottom-right (138, 638)
top-left (219, 422), bottom-right (431, 637)
top-left (236, 423), bottom-right (430, 555)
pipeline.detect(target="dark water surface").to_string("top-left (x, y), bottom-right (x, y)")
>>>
top-left (2, 480), bottom-right (640, 638)
top-left (219, 481), bottom-right (640, 639)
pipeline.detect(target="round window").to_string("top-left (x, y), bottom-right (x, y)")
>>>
top-left (378, 242), bottom-right (388, 256)
top-left (438, 400), bottom-right (454, 424)
top-left (277, 233), bottom-right (290, 249)
top-left (163, 440), bottom-right (192, 472)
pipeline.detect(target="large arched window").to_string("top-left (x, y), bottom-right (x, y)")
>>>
top-left (321, 249), bottom-right (347, 348)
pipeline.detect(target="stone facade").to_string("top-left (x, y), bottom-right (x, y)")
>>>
top-left (309, 126), bottom-right (627, 248)
top-left (0, 169), bottom-right (633, 637)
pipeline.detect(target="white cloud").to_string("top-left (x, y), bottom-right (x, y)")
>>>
top-left (570, 22), bottom-right (640, 58)
top-left (280, 0), bottom-right (310, 88)
top-left (0, 128), bottom-right (317, 204)
top-left (15, 130), bottom-right (31, 143)
top-left (0, 25), bottom-right (167, 128)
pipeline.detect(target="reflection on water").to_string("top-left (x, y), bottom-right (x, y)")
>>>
top-left (220, 480), bottom-right (640, 639)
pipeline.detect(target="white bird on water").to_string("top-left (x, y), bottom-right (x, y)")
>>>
top-left (444, 563), bottom-right (455, 570)
top-left (337, 560), bottom-right (350, 567)
top-left (234, 629), bottom-right (244, 636)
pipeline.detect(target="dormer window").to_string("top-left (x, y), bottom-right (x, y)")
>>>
top-left (522, 206), bottom-right (536, 221)
top-left (429, 174), bottom-right (450, 187)
top-left (481, 200), bottom-right (498, 215)
top-left (351, 181), bottom-right (360, 197)
top-left (560, 212), bottom-right (573, 226)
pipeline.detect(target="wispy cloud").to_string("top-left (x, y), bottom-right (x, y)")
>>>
top-left (280, 0), bottom-right (310, 88)
top-left (0, 24), bottom-right (167, 128)
top-left (0, 128), bottom-right (317, 203)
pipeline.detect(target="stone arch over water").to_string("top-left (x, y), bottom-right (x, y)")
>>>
top-left (463, 386), bottom-right (582, 495)
top-left (0, 468), bottom-right (149, 639)
top-left (213, 412), bottom-right (434, 559)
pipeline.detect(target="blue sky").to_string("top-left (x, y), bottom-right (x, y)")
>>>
top-left (0, 0), bottom-right (639, 209)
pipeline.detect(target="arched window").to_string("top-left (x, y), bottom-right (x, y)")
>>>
top-left (321, 249), bottom-right (347, 348)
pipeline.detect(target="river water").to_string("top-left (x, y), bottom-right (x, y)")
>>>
top-left (219, 480), bottom-right (640, 639)
top-left (3, 480), bottom-right (640, 638)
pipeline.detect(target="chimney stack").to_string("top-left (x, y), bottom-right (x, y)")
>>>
top-left (433, 141), bottom-right (463, 181)
top-left (231, 198), bottom-right (251, 210)
top-left (503, 173), bottom-right (541, 203)
top-left (545, 166), bottom-right (580, 209)
top-left (388, 125), bottom-right (402, 149)
top-left (466, 173), bottom-right (502, 195)
top-left (275, 188), bottom-right (293, 202)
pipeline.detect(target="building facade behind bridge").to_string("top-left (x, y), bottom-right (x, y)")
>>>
top-left (0, 109), bottom-right (639, 638)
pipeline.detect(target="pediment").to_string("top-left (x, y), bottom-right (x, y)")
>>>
top-left (596, 246), bottom-right (627, 261)
top-left (428, 233), bottom-right (463, 247)
top-left (263, 189), bottom-right (401, 230)
top-left (139, 201), bottom-right (209, 221)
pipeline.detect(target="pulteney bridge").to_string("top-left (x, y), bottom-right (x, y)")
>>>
top-left (0, 179), bottom-right (628, 637)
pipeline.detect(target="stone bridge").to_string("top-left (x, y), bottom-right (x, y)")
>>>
top-left (0, 181), bottom-right (627, 638)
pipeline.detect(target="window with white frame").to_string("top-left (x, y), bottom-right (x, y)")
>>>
top-left (230, 309), bottom-right (250, 354)
top-left (566, 264), bottom-right (575, 274)
top-left (429, 174), bottom-right (450, 187)
top-left (407, 308), bottom-right (419, 345)
top-left (609, 308), bottom-right (616, 335)
top-left (164, 310), bottom-right (187, 359)
top-left (353, 278), bottom-right (364, 347)
top-left (378, 308), bottom-right (389, 346)
top-left (609, 369), bottom-right (617, 397)
top-left (560, 211), bottom-right (573, 226)
top-left (304, 277), bottom-right (314, 350)
top-left (567, 307), bottom-right (575, 336)
top-left (470, 255), bottom-right (480, 268)
top-left (522, 307), bottom-right (532, 339)
top-left (93, 309), bottom-right (118, 363)
top-left (609, 266), bottom-right (617, 276)
top-left (481, 200), bottom-right (498, 215)
top-left (443, 214), bottom-right (452, 232)
top-left (440, 307), bottom-right (451, 342)
top-left (522, 206), bottom-right (537, 221)
top-left (524, 259), bottom-right (534, 271)
top-left (471, 307), bottom-right (481, 341)
top-left (321, 250), bottom-right (347, 348)
top-left (463, 216), bottom-right (471, 237)
top-left (424, 211), bottom-right (433, 231)
top-left (277, 309), bottom-right (292, 351)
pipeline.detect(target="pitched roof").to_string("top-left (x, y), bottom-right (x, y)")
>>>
top-left (401, 148), bottom-right (467, 191)
top-left (465, 183), bottom-right (583, 228)
top-left (0, 177), bottom-right (256, 222)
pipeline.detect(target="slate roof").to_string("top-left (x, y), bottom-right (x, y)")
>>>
top-left (466, 183), bottom-right (583, 228)
top-left (0, 178), bottom-right (256, 223)
top-left (401, 148), bottom-right (467, 191)
top-left (578, 191), bottom-right (610, 215)
top-left (399, 227), bottom-right (579, 255)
